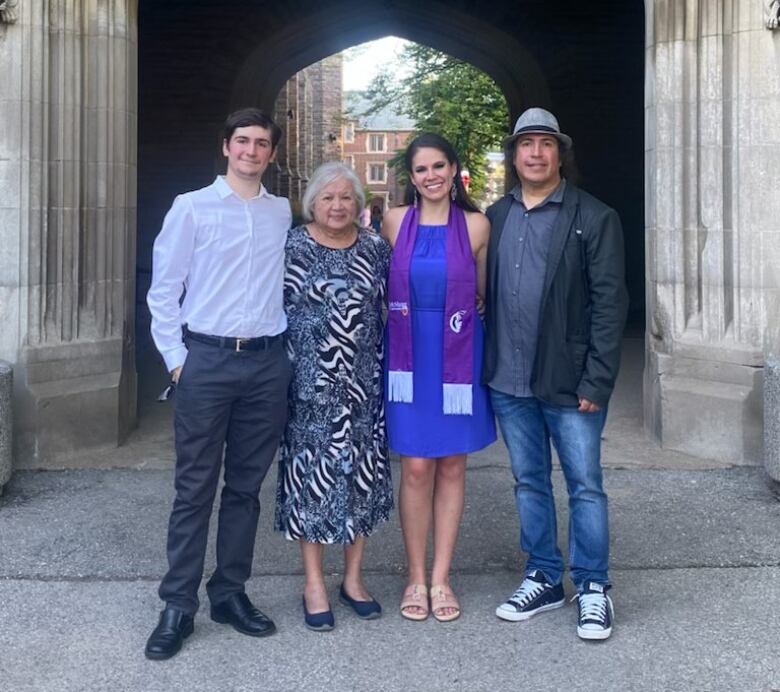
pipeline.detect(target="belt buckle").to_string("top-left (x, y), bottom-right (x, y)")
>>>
top-left (235, 337), bottom-right (248, 352)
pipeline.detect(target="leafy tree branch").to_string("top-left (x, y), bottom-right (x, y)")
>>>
top-left (360, 44), bottom-right (509, 200)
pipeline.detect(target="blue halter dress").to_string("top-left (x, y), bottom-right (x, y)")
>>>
top-left (385, 224), bottom-right (496, 456)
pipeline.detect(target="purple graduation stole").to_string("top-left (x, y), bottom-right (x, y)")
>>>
top-left (387, 204), bottom-right (476, 415)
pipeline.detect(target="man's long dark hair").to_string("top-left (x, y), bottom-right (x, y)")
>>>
top-left (402, 133), bottom-right (480, 213)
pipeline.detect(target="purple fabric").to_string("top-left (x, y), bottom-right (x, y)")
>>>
top-left (388, 205), bottom-right (476, 413)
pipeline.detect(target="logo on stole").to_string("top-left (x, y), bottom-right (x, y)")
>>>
top-left (389, 301), bottom-right (409, 316)
top-left (449, 310), bottom-right (466, 334)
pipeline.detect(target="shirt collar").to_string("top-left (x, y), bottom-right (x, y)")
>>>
top-left (510, 178), bottom-right (567, 208)
top-left (213, 175), bottom-right (270, 200)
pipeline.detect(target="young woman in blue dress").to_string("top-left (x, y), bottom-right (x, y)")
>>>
top-left (382, 134), bottom-right (497, 622)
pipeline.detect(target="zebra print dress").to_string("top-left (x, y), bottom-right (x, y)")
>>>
top-left (275, 224), bottom-right (393, 544)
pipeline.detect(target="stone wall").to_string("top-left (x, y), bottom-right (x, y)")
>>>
top-left (0, 360), bottom-right (11, 494)
top-left (0, 1), bottom-right (138, 467)
top-left (644, 0), bottom-right (779, 465)
top-left (766, 354), bottom-right (780, 481)
top-left (3, 0), bottom-right (777, 469)
top-left (270, 54), bottom-right (344, 218)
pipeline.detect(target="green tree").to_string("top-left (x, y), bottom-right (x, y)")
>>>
top-left (362, 43), bottom-right (509, 200)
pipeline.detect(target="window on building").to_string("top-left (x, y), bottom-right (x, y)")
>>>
top-left (367, 163), bottom-right (387, 183)
top-left (367, 133), bottom-right (386, 152)
top-left (343, 155), bottom-right (355, 169)
top-left (344, 122), bottom-right (355, 143)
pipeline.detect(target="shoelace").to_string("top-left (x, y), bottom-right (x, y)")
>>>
top-left (574, 592), bottom-right (608, 623)
top-left (508, 578), bottom-right (546, 607)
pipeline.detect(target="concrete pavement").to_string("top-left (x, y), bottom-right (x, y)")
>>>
top-left (1, 339), bottom-right (779, 691)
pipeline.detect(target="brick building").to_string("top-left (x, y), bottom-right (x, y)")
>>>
top-left (270, 54), bottom-right (344, 219)
top-left (342, 92), bottom-right (414, 215)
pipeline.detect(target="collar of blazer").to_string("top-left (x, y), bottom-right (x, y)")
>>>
top-left (489, 183), bottom-right (580, 277)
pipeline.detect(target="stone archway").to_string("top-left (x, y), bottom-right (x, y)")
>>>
top-left (135, 0), bottom-right (647, 438)
top-left (227, 5), bottom-right (550, 120)
top-left (136, 0), bottom-right (647, 319)
top-left (2, 0), bottom-right (777, 469)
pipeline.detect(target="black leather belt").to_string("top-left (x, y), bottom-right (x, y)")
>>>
top-left (185, 329), bottom-right (283, 352)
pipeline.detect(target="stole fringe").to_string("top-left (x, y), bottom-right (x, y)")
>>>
top-left (388, 370), bottom-right (414, 403)
top-left (443, 383), bottom-right (473, 415)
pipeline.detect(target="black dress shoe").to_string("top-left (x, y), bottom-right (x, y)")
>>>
top-left (144, 607), bottom-right (194, 661)
top-left (210, 592), bottom-right (276, 637)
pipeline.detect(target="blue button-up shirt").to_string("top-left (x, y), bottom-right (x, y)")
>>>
top-left (489, 180), bottom-right (566, 396)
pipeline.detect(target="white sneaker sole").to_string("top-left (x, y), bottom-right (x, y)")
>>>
top-left (495, 598), bottom-right (565, 622)
top-left (577, 624), bottom-right (612, 640)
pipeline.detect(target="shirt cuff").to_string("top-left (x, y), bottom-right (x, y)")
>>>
top-left (162, 345), bottom-right (188, 373)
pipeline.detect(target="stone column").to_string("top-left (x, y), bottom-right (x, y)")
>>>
top-left (762, 2), bottom-right (780, 480)
top-left (270, 55), bottom-right (344, 209)
top-left (313, 54), bottom-right (344, 165)
top-left (290, 71), bottom-right (306, 202)
top-left (272, 79), bottom-right (295, 204)
top-left (644, 0), bottom-right (779, 465)
top-left (301, 68), bottom-right (313, 190)
top-left (765, 352), bottom-right (780, 481)
top-left (0, 360), bottom-right (12, 494)
top-left (0, 1), bottom-right (138, 467)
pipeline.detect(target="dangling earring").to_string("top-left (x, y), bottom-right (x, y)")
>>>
top-left (450, 184), bottom-right (457, 202)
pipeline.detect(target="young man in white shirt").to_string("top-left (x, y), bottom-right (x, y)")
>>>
top-left (145, 108), bottom-right (292, 660)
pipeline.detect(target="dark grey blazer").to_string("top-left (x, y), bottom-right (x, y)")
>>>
top-left (483, 183), bottom-right (628, 407)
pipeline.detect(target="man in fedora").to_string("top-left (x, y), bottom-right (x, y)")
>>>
top-left (483, 107), bottom-right (628, 639)
top-left (144, 108), bottom-right (292, 659)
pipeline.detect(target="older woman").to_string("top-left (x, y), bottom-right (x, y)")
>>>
top-left (275, 161), bottom-right (393, 631)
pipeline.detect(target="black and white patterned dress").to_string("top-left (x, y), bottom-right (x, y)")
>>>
top-left (275, 225), bottom-right (393, 544)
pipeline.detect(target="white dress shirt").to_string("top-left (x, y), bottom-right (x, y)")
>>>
top-left (147, 176), bottom-right (291, 371)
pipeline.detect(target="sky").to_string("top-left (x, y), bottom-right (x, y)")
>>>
top-left (342, 36), bottom-right (409, 91)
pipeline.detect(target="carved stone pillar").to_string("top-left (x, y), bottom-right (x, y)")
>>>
top-left (0, 1), bottom-right (138, 467)
top-left (0, 1), bottom-right (19, 24)
top-left (765, 0), bottom-right (780, 28)
top-left (270, 57), bottom-right (344, 214)
top-left (271, 79), bottom-right (296, 205)
top-left (317, 54), bottom-right (344, 164)
top-left (0, 360), bottom-right (12, 494)
top-left (290, 72), bottom-right (306, 202)
top-left (644, 0), bottom-right (778, 464)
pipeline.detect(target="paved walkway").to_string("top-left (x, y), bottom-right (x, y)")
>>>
top-left (1, 339), bottom-right (779, 691)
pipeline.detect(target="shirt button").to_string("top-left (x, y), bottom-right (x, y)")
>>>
top-left (515, 264), bottom-right (520, 269)
top-left (524, 212), bottom-right (529, 218)
top-left (519, 237), bottom-right (524, 242)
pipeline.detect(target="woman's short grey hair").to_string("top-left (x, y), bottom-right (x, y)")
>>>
top-left (301, 161), bottom-right (365, 223)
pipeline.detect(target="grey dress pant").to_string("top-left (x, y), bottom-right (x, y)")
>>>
top-left (158, 336), bottom-right (291, 614)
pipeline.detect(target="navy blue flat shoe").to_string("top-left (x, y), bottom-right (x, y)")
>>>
top-left (339, 584), bottom-right (382, 620)
top-left (302, 596), bottom-right (334, 632)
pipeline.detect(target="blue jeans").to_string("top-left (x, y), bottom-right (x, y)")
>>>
top-left (490, 390), bottom-right (609, 589)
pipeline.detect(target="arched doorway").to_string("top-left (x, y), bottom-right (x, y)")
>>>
top-left (136, 0), bottom-right (646, 387)
top-left (6, 1), bottom-right (771, 467)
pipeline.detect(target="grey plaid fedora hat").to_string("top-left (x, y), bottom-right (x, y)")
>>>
top-left (505, 107), bottom-right (573, 150)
